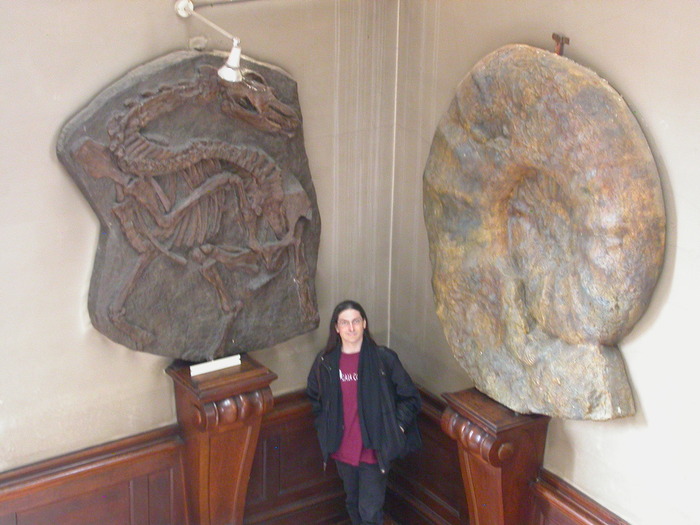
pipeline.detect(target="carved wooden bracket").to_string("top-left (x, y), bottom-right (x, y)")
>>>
top-left (442, 388), bottom-right (550, 525)
top-left (167, 355), bottom-right (277, 525)
top-left (190, 389), bottom-right (273, 432)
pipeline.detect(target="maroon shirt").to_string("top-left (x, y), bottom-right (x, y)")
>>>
top-left (331, 351), bottom-right (377, 466)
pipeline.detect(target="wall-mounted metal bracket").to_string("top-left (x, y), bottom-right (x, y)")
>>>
top-left (552, 33), bottom-right (570, 56)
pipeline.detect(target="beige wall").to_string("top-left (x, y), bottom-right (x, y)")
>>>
top-left (1, 0), bottom-right (185, 472)
top-left (0, 0), bottom-right (399, 469)
top-left (1, 1), bottom-right (699, 524)
top-left (390, 2), bottom-right (700, 524)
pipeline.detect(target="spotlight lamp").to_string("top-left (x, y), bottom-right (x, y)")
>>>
top-left (174, 0), bottom-right (248, 82)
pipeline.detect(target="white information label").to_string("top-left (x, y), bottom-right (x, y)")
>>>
top-left (190, 354), bottom-right (242, 376)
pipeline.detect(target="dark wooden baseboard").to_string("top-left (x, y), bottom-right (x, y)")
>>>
top-left (0, 387), bottom-right (629, 525)
top-left (0, 426), bottom-right (188, 525)
top-left (243, 391), bottom-right (348, 524)
top-left (386, 390), bottom-right (628, 525)
top-left (386, 389), bottom-right (469, 524)
top-left (532, 470), bottom-right (629, 525)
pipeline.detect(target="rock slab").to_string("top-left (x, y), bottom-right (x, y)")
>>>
top-left (58, 50), bottom-right (320, 361)
top-left (423, 45), bottom-right (665, 419)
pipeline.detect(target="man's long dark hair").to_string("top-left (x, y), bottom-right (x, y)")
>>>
top-left (322, 299), bottom-right (377, 355)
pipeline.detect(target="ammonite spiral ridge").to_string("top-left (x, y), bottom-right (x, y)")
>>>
top-left (423, 44), bottom-right (665, 419)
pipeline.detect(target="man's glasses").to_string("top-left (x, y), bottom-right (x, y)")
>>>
top-left (337, 318), bottom-right (363, 329)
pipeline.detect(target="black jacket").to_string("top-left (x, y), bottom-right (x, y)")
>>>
top-left (306, 338), bottom-right (422, 473)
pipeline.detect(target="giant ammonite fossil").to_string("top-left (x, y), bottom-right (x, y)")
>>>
top-left (423, 44), bottom-right (665, 419)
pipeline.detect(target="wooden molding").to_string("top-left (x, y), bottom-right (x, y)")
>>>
top-left (533, 470), bottom-right (629, 525)
top-left (386, 388), bottom-right (469, 524)
top-left (0, 426), bottom-right (187, 525)
top-left (168, 354), bottom-right (277, 525)
top-left (0, 385), bottom-right (631, 525)
top-left (243, 390), bottom-right (348, 524)
top-left (442, 388), bottom-right (551, 525)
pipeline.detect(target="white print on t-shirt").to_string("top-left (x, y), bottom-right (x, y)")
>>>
top-left (339, 370), bottom-right (358, 382)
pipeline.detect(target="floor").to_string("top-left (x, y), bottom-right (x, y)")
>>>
top-left (337, 513), bottom-right (400, 524)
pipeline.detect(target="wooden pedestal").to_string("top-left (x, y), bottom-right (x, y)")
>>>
top-left (441, 388), bottom-right (550, 525)
top-left (167, 354), bottom-right (277, 525)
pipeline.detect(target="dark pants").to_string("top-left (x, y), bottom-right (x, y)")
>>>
top-left (335, 460), bottom-right (388, 525)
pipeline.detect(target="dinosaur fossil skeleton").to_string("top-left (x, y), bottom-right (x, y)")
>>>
top-left (64, 57), bottom-right (319, 357)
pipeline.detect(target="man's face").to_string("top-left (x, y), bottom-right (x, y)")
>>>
top-left (336, 309), bottom-right (366, 347)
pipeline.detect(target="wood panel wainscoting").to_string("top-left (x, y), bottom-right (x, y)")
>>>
top-left (0, 386), bottom-right (628, 525)
top-left (532, 470), bottom-right (630, 525)
top-left (241, 390), bottom-right (468, 525)
top-left (0, 426), bottom-right (187, 525)
top-left (386, 390), bottom-right (469, 524)
top-left (242, 391), bottom-right (347, 524)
